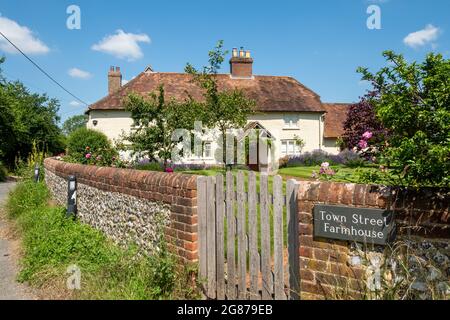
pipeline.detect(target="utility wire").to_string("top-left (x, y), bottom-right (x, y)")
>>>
top-left (4, 71), bottom-right (86, 110)
top-left (3, 70), bottom-right (88, 120)
top-left (0, 30), bottom-right (89, 106)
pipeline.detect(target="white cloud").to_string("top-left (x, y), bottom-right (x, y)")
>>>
top-left (68, 67), bottom-right (92, 79)
top-left (69, 101), bottom-right (82, 107)
top-left (0, 16), bottom-right (50, 55)
top-left (91, 30), bottom-right (150, 61)
top-left (403, 24), bottom-right (441, 48)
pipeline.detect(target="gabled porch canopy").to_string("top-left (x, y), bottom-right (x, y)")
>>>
top-left (238, 121), bottom-right (274, 141)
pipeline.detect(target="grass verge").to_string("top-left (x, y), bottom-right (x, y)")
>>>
top-left (6, 179), bottom-right (200, 300)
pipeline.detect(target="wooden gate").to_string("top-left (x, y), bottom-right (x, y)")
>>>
top-left (197, 171), bottom-right (300, 300)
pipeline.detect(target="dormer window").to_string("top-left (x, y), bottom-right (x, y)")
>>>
top-left (283, 115), bottom-right (300, 129)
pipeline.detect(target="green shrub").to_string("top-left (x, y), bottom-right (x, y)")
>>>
top-left (66, 128), bottom-right (118, 166)
top-left (278, 156), bottom-right (289, 169)
top-left (134, 160), bottom-right (163, 172)
top-left (0, 162), bottom-right (7, 182)
top-left (13, 141), bottom-right (48, 179)
top-left (359, 51), bottom-right (450, 187)
top-left (6, 180), bottom-right (49, 218)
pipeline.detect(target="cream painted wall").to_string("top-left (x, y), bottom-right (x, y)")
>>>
top-left (87, 109), bottom-right (339, 164)
top-left (248, 112), bottom-right (327, 160)
top-left (322, 138), bottom-right (340, 154)
top-left (87, 110), bottom-right (134, 143)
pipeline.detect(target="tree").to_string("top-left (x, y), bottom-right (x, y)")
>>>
top-left (342, 92), bottom-right (389, 158)
top-left (185, 40), bottom-right (255, 164)
top-left (0, 58), bottom-right (65, 168)
top-left (62, 114), bottom-right (88, 135)
top-left (123, 85), bottom-right (202, 169)
top-left (358, 51), bottom-right (450, 186)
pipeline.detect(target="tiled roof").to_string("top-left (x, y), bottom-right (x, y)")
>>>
top-left (322, 103), bottom-right (351, 138)
top-left (88, 72), bottom-right (325, 113)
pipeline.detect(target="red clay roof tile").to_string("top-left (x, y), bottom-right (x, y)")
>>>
top-left (322, 103), bottom-right (351, 138)
top-left (88, 72), bottom-right (326, 113)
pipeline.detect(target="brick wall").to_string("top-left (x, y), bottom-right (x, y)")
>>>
top-left (43, 158), bottom-right (449, 299)
top-left (44, 158), bottom-right (199, 262)
top-left (296, 181), bottom-right (449, 300)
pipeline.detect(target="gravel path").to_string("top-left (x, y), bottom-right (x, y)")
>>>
top-left (0, 181), bottom-right (36, 300)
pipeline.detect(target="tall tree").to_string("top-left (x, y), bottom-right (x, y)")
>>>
top-left (342, 91), bottom-right (389, 152)
top-left (62, 114), bottom-right (88, 136)
top-left (0, 58), bottom-right (65, 167)
top-left (185, 41), bottom-right (255, 164)
top-left (123, 85), bottom-right (202, 169)
top-left (358, 51), bottom-right (450, 186)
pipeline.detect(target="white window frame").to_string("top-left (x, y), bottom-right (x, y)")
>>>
top-left (283, 115), bottom-right (300, 130)
top-left (281, 140), bottom-right (301, 156)
top-left (203, 142), bottom-right (212, 159)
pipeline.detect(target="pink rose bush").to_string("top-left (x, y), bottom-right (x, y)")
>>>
top-left (312, 162), bottom-right (336, 181)
top-left (62, 144), bottom-right (128, 168)
top-left (358, 140), bottom-right (368, 149)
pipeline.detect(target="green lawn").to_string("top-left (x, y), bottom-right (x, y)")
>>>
top-left (179, 165), bottom-right (377, 184)
top-left (278, 165), bottom-right (367, 182)
top-left (179, 168), bottom-right (285, 192)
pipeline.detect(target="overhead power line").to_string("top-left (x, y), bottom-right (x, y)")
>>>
top-left (0, 30), bottom-right (89, 106)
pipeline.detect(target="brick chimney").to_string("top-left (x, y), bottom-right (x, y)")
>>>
top-left (108, 66), bottom-right (122, 94)
top-left (230, 47), bottom-right (253, 79)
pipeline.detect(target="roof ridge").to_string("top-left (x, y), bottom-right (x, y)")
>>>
top-left (137, 71), bottom-right (310, 80)
top-left (88, 69), bottom-right (326, 113)
top-left (322, 102), bottom-right (354, 106)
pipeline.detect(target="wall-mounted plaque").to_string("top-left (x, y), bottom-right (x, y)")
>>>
top-left (313, 205), bottom-right (396, 245)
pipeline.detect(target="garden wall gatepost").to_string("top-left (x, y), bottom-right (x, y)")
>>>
top-left (296, 181), bottom-right (449, 300)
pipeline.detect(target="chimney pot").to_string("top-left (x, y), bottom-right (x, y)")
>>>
top-left (108, 66), bottom-right (122, 94)
top-left (230, 47), bottom-right (253, 79)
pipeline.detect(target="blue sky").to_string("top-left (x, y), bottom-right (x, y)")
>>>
top-left (0, 0), bottom-right (449, 123)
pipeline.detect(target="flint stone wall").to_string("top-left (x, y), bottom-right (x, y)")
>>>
top-left (44, 158), bottom-right (199, 261)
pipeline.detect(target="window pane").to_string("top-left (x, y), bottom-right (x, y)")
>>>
top-left (204, 143), bottom-right (211, 158)
top-left (281, 141), bottom-right (287, 155)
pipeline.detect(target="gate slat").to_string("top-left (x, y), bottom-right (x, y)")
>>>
top-left (216, 174), bottom-right (225, 300)
top-left (237, 171), bottom-right (247, 299)
top-left (226, 171), bottom-right (236, 299)
top-left (248, 171), bottom-right (260, 300)
top-left (273, 175), bottom-right (286, 300)
top-left (260, 173), bottom-right (273, 299)
top-left (206, 176), bottom-right (216, 299)
top-left (197, 176), bottom-right (208, 290)
top-left (287, 179), bottom-right (300, 300)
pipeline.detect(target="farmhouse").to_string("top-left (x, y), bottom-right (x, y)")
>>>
top-left (86, 47), bottom-right (350, 166)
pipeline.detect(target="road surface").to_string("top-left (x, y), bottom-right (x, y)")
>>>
top-left (0, 181), bottom-right (36, 300)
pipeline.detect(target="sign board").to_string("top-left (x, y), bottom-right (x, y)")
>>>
top-left (313, 205), bottom-right (396, 245)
